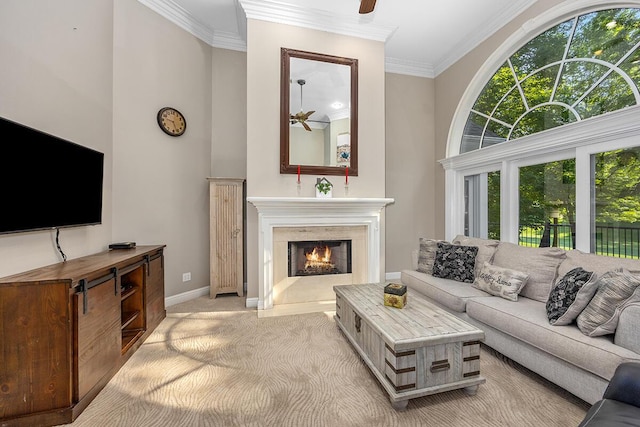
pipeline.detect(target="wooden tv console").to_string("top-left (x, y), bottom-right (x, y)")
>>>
top-left (0, 245), bottom-right (166, 427)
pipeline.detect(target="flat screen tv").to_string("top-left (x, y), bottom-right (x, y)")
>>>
top-left (0, 116), bottom-right (104, 234)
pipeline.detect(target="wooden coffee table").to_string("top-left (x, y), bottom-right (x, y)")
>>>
top-left (334, 283), bottom-right (485, 410)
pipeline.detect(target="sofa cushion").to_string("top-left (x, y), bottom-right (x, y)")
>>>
top-left (416, 238), bottom-right (447, 274)
top-left (465, 296), bottom-right (640, 381)
top-left (401, 270), bottom-right (489, 313)
top-left (558, 250), bottom-right (640, 279)
top-left (452, 235), bottom-right (499, 279)
top-left (546, 267), bottom-right (598, 325)
top-left (432, 242), bottom-right (478, 283)
top-left (492, 242), bottom-right (566, 303)
top-left (577, 269), bottom-right (640, 337)
top-left (473, 262), bottom-right (529, 301)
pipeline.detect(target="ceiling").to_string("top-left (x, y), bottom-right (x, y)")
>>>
top-left (140, 0), bottom-right (538, 78)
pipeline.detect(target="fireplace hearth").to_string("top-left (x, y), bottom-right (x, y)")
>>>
top-left (288, 240), bottom-right (352, 277)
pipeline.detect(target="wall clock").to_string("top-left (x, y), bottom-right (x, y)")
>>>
top-left (157, 107), bottom-right (186, 137)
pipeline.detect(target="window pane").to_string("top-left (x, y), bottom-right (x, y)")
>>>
top-left (592, 147), bottom-right (640, 258)
top-left (568, 9), bottom-right (640, 65)
top-left (493, 87), bottom-right (526, 124)
top-left (511, 20), bottom-right (574, 79)
top-left (511, 105), bottom-right (576, 139)
top-left (619, 46), bottom-right (640, 88)
top-left (575, 73), bottom-right (637, 119)
top-left (519, 160), bottom-right (576, 249)
top-left (461, 113), bottom-right (487, 153)
top-left (555, 61), bottom-right (609, 105)
top-left (521, 65), bottom-right (559, 107)
top-left (472, 62), bottom-right (516, 115)
top-left (464, 172), bottom-right (500, 239)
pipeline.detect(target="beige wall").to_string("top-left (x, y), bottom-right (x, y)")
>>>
top-left (385, 73), bottom-right (435, 271)
top-left (211, 48), bottom-right (247, 179)
top-left (433, 0), bottom-right (564, 238)
top-left (245, 19), bottom-right (387, 299)
top-left (112, 0), bottom-right (213, 298)
top-left (0, 0), bottom-right (113, 277)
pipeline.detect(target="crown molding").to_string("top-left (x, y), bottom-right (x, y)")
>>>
top-left (385, 57), bottom-right (434, 78)
top-left (434, 0), bottom-right (537, 76)
top-left (138, 0), bottom-right (214, 44)
top-left (212, 30), bottom-right (247, 52)
top-left (238, 0), bottom-right (398, 42)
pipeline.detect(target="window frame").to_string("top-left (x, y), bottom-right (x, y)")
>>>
top-left (443, 1), bottom-right (640, 251)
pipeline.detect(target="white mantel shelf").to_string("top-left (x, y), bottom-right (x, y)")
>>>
top-left (247, 197), bottom-right (395, 310)
top-left (247, 197), bottom-right (394, 211)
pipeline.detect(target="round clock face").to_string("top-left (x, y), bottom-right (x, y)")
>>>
top-left (157, 107), bottom-right (186, 137)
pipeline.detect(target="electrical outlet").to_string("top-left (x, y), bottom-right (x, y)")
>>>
top-left (182, 272), bottom-right (191, 282)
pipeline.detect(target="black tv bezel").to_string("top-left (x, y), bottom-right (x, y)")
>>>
top-left (0, 116), bottom-right (105, 235)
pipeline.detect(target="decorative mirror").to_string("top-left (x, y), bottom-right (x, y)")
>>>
top-left (280, 48), bottom-right (358, 177)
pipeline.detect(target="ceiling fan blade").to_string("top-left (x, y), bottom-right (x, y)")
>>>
top-left (302, 121), bottom-right (312, 132)
top-left (359, 0), bottom-right (376, 14)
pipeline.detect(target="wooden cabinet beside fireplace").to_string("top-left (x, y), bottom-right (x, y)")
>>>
top-left (208, 177), bottom-right (244, 297)
top-left (0, 245), bottom-right (165, 427)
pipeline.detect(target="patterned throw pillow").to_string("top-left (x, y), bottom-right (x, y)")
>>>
top-left (432, 242), bottom-right (478, 283)
top-left (473, 262), bottom-right (529, 301)
top-left (416, 238), bottom-right (447, 274)
top-left (576, 269), bottom-right (640, 337)
top-left (546, 267), bottom-right (597, 325)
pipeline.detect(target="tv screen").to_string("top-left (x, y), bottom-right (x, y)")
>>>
top-left (0, 116), bottom-right (104, 234)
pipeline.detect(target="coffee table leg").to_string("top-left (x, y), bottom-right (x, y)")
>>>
top-left (463, 385), bottom-right (479, 396)
top-left (391, 399), bottom-right (408, 411)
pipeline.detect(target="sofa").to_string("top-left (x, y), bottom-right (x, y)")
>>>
top-left (578, 362), bottom-right (640, 426)
top-left (400, 235), bottom-right (640, 405)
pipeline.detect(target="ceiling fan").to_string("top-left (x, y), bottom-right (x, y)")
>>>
top-left (290, 79), bottom-right (315, 132)
top-left (359, 0), bottom-right (377, 14)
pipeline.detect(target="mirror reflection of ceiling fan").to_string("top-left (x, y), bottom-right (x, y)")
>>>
top-left (290, 79), bottom-right (315, 131)
top-left (359, 0), bottom-right (377, 14)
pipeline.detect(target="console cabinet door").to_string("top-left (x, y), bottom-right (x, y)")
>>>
top-left (145, 253), bottom-right (166, 332)
top-left (0, 282), bottom-right (71, 419)
top-left (74, 276), bottom-right (121, 401)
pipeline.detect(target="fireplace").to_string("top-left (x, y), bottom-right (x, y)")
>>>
top-left (288, 240), bottom-right (352, 277)
top-left (246, 197), bottom-right (394, 310)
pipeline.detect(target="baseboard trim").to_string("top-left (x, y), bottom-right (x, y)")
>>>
top-left (165, 286), bottom-right (209, 307)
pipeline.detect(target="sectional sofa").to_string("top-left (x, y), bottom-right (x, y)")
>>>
top-left (400, 235), bottom-right (640, 405)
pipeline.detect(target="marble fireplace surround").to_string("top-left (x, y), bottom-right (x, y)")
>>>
top-left (247, 197), bottom-right (394, 310)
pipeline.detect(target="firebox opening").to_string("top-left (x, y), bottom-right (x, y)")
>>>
top-left (288, 240), bottom-right (352, 277)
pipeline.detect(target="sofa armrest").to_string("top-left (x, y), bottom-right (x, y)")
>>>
top-left (614, 304), bottom-right (640, 354)
top-left (603, 362), bottom-right (640, 408)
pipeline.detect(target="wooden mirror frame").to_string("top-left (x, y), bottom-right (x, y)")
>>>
top-left (280, 48), bottom-right (358, 177)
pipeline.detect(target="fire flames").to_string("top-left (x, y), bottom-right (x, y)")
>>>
top-left (304, 246), bottom-right (335, 271)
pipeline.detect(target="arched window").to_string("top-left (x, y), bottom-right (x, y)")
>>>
top-left (444, 4), bottom-right (640, 259)
top-left (461, 8), bottom-right (640, 153)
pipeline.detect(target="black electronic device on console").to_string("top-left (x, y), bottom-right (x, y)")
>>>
top-left (109, 242), bottom-right (136, 250)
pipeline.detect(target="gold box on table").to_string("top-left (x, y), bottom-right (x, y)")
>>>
top-left (384, 283), bottom-right (407, 309)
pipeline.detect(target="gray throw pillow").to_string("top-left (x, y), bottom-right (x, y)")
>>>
top-left (473, 262), bottom-right (529, 301)
top-left (576, 269), bottom-right (640, 337)
top-left (546, 267), bottom-right (597, 325)
top-left (432, 242), bottom-right (478, 283)
top-left (416, 238), bottom-right (446, 274)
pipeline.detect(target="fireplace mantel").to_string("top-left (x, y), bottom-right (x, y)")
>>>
top-left (247, 197), bottom-right (394, 309)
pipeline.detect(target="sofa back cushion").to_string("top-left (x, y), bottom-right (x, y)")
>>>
top-left (417, 238), bottom-right (447, 274)
top-left (492, 242), bottom-right (566, 302)
top-left (577, 269), bottom-right (640, 337)
top-left (432, 242), bottom-right (478, 283)
top-left (558, 249), bottom-right (640, 279)
top-left (452, 235), bottom-right (499, 279)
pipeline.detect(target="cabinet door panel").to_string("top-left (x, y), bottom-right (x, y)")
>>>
top-left (0, 282), bottom-right (71, 418)
top-left (145, 254), bottom-right (165, 332)
top-left (74, 277), bottom-right (121, 400)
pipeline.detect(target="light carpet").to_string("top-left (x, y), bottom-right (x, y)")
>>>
top-left (65, 295), bottom-right (590, 427)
